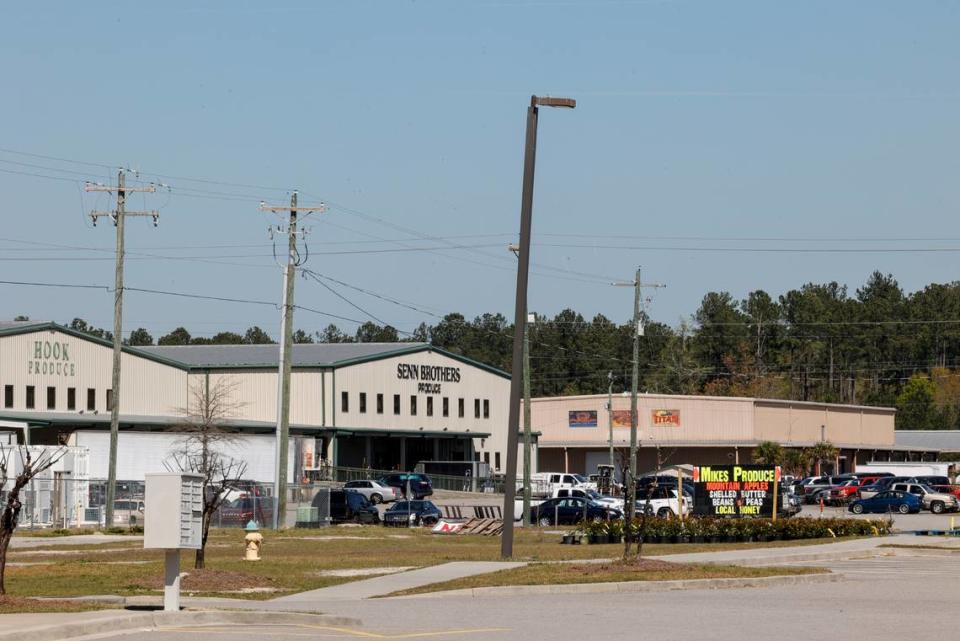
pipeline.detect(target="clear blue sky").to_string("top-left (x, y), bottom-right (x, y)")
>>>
top-left (2, 1), bottom-right (958, 339)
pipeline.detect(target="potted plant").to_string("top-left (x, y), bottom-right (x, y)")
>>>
top-left (701, 518), bottom-right (720, 543)
top-left (755, 520), bottom-right (772, 542)
top-left (676, 520), bottom-right (692, 544)
top-left (688, 518), bottom-right (705, 544)
top-left (663, 518), bottom-right (683, 544)
top-left (605, 518), bottom-right (624, 544)
top-left (582, 519), bottom-right (605, 544)
top-left (722, 519), bottom-right (738, 543)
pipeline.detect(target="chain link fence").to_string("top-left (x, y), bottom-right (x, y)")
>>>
top-left (11, 466), bottom-right (511, 530)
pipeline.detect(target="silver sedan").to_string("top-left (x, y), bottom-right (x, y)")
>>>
top-left (342, 480), bottom-right (399, 504)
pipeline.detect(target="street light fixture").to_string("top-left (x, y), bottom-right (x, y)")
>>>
top-left (501, 94), bottom-right (575, 559)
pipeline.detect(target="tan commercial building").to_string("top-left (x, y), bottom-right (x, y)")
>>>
top-left (0, 320), bottom-right (511, 482)
top-left (530, 393), bottom-right (931, 477)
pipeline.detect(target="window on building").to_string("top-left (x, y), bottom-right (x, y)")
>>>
top-left (3, 385), bottom-right (12, 409)
top-left (483, 399), bottom-right (490, 419)
top-left (377, 393), bottom-right (384, 414)
top-left (426, 396), bottom-right (433, 417)
top-left (473, 451), bottom-right (480, 462)
top-left (106, 389), bottom-right (114, 411)
top-left (47, 386), bottom-right (56, 410)
top-left (495, 451), bottom-right (501, 470)
top-left (474, 399), bottom-right (481, 419)
top-left (393, 394), bottom-right (401, 415)
top-left (458, 398), bottom-right (465, 418)
top-left (442, 397), bottom-right (449, 417)
top-left (67, 387), bottom-right (76, 411)
top-left (86, 388), bottom-right (96, 411)
top-left (410, 395), bottom-right (417, 416)
top-left (341, 391), bottom-right (349, 413)
top-left (26, 386), bottom-right (35, 409)
top-left (359, 392), bottom-right (367, 414)
top-left (483, 451), bottom-right (490, 465)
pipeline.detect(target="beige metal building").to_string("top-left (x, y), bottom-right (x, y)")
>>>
top-left (0, 320), bottom-right (512, 482)
top-left (530, 393), bottom-right (932, 476)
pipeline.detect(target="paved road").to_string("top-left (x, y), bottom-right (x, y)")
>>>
top-left (95, 540), bottom-right (960, 641)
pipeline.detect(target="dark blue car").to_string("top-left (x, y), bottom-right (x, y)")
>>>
top-left (849, 490), bottom-right (921, 514)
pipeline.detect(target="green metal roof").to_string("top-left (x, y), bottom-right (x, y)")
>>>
top-left (0, 322), bottom-right (509, 378)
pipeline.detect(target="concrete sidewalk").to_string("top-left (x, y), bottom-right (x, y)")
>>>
top-left (270, 561), bottom-right (527, 603)
top-left (10, 534), bottom-right (142, 549)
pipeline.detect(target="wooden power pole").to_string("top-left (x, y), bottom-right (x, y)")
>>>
top-left (261, 194), bottom-right (325, 529)
top-left (86, 171), bottom-right (158, 527)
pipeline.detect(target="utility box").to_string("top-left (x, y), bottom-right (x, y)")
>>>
top-left (144, 473), bottom-right (203, 550)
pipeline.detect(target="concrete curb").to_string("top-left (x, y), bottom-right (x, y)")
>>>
top-left (389, 571), bottom-right (841, 599)
top-left (0, 609), bottom-right (361, 641)
top-left (696, 549), bottom-right (881, 566)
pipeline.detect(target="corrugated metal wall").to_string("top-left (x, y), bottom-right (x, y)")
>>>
top-left (0, 329), bottom-right (187, 415)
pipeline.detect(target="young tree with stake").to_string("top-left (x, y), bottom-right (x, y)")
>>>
top-left (165, 376), bottom-right (248, 569)
top-left (0, 446), bottom-right (66, 594)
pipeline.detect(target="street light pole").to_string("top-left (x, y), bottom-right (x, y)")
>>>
top-left (501, 95), bottom-right (575, 560)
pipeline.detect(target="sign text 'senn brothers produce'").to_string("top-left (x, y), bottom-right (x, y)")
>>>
top-left (692, 465), bottom-right (779, 517)
top-left (396, 364), bottom-right (461, 394)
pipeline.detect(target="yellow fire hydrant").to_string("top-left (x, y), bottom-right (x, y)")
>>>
top-left (244, 520), bottom-right (263, 561)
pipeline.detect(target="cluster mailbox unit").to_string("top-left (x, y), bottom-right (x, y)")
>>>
top-left (143, 472), bottom-right (204, 611)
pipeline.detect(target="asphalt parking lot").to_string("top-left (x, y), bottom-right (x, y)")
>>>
top-left (96, 542), bottom-right (960, 641)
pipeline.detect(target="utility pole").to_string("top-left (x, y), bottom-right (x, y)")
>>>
top-left (613, 267), bottom-right (664, 545)
top-left (607, 371), bottom-right (614, 474)
top-left (86, 172), bottom-right (158, 527)
top-left (261, 194), bottom-right (326, 529)
top-left (522, 311), bottom-right (534, 527)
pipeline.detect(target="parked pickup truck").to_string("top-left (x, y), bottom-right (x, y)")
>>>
top-left (889, 483), bottom-right (960, 514)
top-left (635, 485), bottom-right (691, 518)
top-left (828, 477), bottom-right (883, 505)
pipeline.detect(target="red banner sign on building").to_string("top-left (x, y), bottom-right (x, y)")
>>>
top-left (651, 409), bottom-right (680, 426)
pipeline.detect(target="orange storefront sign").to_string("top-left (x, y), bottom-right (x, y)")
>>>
top-left (651, 409), bottom-right (680, 426)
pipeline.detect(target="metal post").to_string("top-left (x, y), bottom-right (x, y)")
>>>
top-left (522, 312), bottom-right (533, 527)
top-left (163, 549), bottom-right (181, 611)
top-left (105, 170), bottom-right (125, 528)
top-left (501, 95), bottom-right (574, 559)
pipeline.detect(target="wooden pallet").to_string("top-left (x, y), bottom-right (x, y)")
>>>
top-left (458, 517), bottom-right (503, 536)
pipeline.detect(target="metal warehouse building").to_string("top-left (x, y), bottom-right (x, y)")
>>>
top-left (528, 392), bottom-right (935, 476)
top-left (0, 320), bottom-right (512, 482)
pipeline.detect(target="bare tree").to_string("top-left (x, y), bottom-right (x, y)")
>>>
top-left (164, 375), bottom-right (248, 569)
top-left (0, 446), bottom-right (66, 594)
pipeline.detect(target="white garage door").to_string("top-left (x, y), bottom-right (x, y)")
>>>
top-left (74, 431), bottom-right (294, 482)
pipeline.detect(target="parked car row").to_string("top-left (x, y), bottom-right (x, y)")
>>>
top-left (302, 474), bottom-right (439, 526)
top-left (791, 472), bottom-right (959, 514)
